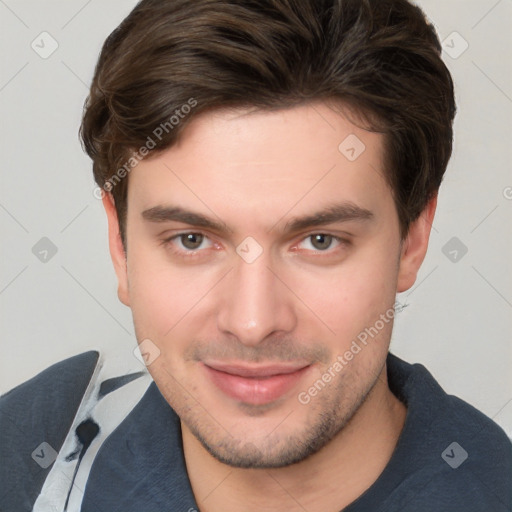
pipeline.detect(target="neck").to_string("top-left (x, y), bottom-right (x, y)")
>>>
top-left (182, 363), bottom-right (406, 512)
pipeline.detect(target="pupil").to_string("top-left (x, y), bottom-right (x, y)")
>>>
top-left (182, 233), bottom-right (203, 249)
top-left (312, 234), bottom-right (332, 250)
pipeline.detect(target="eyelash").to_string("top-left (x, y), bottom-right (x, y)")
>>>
top-left (161, 232), bottom-right (350, 258)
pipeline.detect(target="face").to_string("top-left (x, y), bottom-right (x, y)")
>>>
top-left (105, 102), bottom-right (433, 468)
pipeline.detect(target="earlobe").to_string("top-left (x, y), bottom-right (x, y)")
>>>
top-left (396, 195), bottom-right (437, 293)
top-left (102, 193), bottom-right (130, 306)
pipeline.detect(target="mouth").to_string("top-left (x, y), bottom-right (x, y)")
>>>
top-left (202, 361), bottom-right (311, 405)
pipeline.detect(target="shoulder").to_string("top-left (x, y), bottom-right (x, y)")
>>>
top-left (439, 392), bottom-right (512, 506)
top-left (388, 352), bottom-right (511, 448)
top-left (0, 350), bottom-right (100, 419)
top-left (387, 352), bottom-right (512, 510)
top-left (0, 351), bottom-right (100, 508)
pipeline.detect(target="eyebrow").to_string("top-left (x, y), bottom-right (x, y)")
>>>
top-left (141, 202), bottom-right (374, 234)
top-left (282, 202), bottom-right (374, 233)
top-left (141, 206), bottom-right (231, 233)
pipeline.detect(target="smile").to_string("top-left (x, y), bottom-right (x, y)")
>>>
top-left (202, 362), bottom-right (311, 405)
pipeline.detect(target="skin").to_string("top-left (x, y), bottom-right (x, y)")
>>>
top-left (103, 102), bottom-right (436, 511)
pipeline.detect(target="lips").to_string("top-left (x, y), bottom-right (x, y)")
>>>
top-left (203, 361), bottom-right (310, 405)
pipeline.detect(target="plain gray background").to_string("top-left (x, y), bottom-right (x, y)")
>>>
top-left (1, 0), bottom-right (511, 438)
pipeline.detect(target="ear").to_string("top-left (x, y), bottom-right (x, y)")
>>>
top-left (102, 193), bottom-right (130, 306)
top-left (396, 195), bottom-right (437, 293)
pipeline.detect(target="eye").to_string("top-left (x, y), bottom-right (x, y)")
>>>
top-left (180, 233), bottom-right (207, 250)
top-left (296, 234), bottom-right (344, 252)
top-left (164, 232), bottom-right (213, 252)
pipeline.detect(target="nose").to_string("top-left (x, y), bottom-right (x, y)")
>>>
top-left (216, 252), bottom-right (296, 346)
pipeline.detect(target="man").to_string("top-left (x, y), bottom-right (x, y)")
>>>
top-left (1, 0), bottom-right (511, 511)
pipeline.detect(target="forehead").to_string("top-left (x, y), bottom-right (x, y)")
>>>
top-left (126, 102), bottom-right (391, 227)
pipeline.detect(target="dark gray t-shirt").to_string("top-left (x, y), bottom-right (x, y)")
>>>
top-left (1, 351), bottom-right (511, 511)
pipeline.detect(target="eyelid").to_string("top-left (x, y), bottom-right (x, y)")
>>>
top-left (160, 230), bottom-right (351, 255)
top-left (293, 233), bottom-right (349, 252)
top-left (161, 230), bottom-right (215, 253)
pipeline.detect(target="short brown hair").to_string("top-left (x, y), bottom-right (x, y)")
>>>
top-left (80, 0), bottom-right (456, 245)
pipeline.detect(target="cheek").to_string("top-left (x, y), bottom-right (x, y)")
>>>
top-left (126, 220), bottom-right (400, 355)
top-left (126, 245), bottom-right (195, 338)
top-left (286, 237), bottom-right (399, 348)
top-left (126, 243), bottom-right (224, 356)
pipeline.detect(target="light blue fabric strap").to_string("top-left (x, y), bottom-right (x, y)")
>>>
top-left (32, 351), bottom-right (152, 512)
